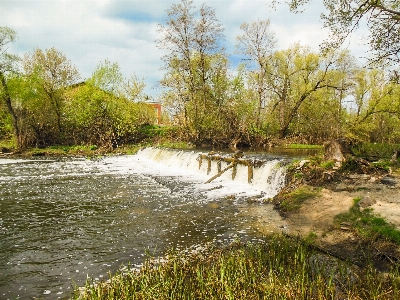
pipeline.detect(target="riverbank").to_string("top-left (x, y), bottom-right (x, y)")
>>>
top-left (259, 156), bottom-right (400, 273)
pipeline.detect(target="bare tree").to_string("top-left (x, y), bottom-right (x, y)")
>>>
top-left (157, 0), bottom-right (225, 143)
top-left (236, 19), bottom-right (276, 126)
top-left (284, 0), bottom-right (400, 66)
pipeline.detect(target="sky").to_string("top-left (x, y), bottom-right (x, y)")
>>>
top-left (1, 0), bottom-right (369, 98)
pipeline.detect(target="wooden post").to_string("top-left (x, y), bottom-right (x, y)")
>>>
top-left (207, 157), bottom-right (211, 175)
top-left (248, 165), bottom-right (253, 183)
top-left (232, 163), bottom-right (237, 180)
top-left (198, 156), bottom-right (202, 169)
top-left (217, 160), bottom-right (221, 173)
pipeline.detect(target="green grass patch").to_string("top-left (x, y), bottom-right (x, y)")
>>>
top-left (286, 144), bottom-right (323, 149)
top-left (72, 235), bottom-right (400, 300)
top-left (280, 186), bottom-right (321, 212)
top-left (335, 198), bottom-right (400, 244)
top-left (320, 160), bottom-right (334, 169)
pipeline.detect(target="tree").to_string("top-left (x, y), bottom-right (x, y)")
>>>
top-left (285, 0), bottom-right (400, 66)
top-left (65, 61), bottom-right (156, 149)
top-left (23, 47), bottom-right (80, 134)
top-left (236, 19), bottom-right (276, 127)
top-left (157, 0), bottom-right (225, 144)
top-left (347, 68), bottom-right (400, 142)
top-left (263, 44), bottom-right (345, 139)
top-left (0, 27), bottom-right (21, 147)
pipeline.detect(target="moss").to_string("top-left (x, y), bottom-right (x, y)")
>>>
top-left (280, 185), bottom-right (321, 212)
top-left (320, 160), bottom-right (334, 169)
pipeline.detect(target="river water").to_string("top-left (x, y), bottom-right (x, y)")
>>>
top-left (0, 148), bottom-right (291, 300)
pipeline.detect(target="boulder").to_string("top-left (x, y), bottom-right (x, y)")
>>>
top-left (380, 176), bottom-right (398, 186)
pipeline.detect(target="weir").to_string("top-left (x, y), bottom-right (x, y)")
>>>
top-left (135, 147), bottom-right (288, 199)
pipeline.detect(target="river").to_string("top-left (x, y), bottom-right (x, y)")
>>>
top-left (0, 147), bottom-right (303, 299)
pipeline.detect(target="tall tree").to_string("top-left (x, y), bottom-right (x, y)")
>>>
top-left (236, 19), bottom-right (276, 127)
top-left (284, 0), bottom-right (400, 66)
top-left (263, 44), bottom-right (344, 138)
top-left (0, 27), bottom-right (21, 147)
top-left (157, 0), bottom-right (225, 144)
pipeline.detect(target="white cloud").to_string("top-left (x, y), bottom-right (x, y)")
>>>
top-left (1, 0), bottom-right (369, 97)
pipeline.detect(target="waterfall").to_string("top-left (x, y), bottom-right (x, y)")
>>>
top-left (133, 147), bottom-right (287, 200)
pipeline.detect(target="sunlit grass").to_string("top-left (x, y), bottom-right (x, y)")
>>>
top-left (285, 144), bottom-right (323, 149)
top-left (335, 198), bottom-right (400, 244)
top-left (72, 235), bottom-right (400, 300)
top-left (280, 186), bottom-right (321, 212)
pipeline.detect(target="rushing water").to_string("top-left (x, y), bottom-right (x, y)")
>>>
top-left (0, 148), bottom-right (287, 300)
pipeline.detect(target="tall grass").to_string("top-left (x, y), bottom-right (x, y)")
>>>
top-left (72, 235), bottom-right (400, 300)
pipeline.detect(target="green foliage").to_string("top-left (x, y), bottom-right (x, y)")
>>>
top-left (280, 186), bottom-right (321, 212)
top-left (335, 198), bottom-right (400, 244)
top-left (352, 143), bottom-right (400, 159)
top-left (156, 141), bottom-right (193, 149)
top-left (64, 80), bottom-right (156, 149)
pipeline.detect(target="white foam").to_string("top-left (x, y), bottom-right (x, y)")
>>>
top-left (126, 147), bottom-right (286, 200)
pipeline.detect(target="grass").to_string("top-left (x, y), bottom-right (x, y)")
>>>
top-left (286, 144), bottom-right (323, 149)
top-left (335, 198), bottom-right (400, 244)
top-left (280, 186), bottom-right (321, 212)
top-left (72, 235), bottom-right (400, 300)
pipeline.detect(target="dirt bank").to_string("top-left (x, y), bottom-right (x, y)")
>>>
top-left (247, 173), bottom-right (400, 270)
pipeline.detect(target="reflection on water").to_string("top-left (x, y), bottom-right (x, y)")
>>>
top-left (0, 156), bottom-right (270, 300)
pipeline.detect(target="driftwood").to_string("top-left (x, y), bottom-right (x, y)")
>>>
top-left (204, 163), bottom-right (234, 184)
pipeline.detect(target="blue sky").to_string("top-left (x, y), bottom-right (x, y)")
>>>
top-left (1, 0), bottom-right (368, 98)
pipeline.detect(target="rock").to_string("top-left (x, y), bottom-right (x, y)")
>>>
top-left (358, 196), bottom-right (377, 209)
top-left (380, 176), bottom-right (398, 186)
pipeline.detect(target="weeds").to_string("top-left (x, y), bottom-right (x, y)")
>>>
top-left (72, 235), bottom-right (400, 300)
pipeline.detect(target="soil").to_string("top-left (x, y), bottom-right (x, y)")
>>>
top-left (247, 173), bottom-right (400, 271)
